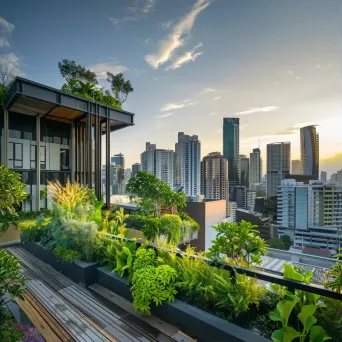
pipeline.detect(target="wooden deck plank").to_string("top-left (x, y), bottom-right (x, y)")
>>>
top-left (27, 279), bottom-right (109, 342)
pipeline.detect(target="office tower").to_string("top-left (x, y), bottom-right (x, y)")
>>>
top-left (246, 190), bottom-right (256, 211)
top-left (231, 186), bottom-right (246, 209)
top-left (321, 171), bottom-right (327, 182)
top-left (249, 148), bottom-right (261, 188)
top-left (131, 163), bottom-right (141, 177)
top-left (111, 153), bottom-right (125, 168)
top-left (239, 155), bottom-right (249, 188)
top-left (300, 125), bottom-right (319, 179)
top-left (266, 142), bottom-right (291, 198)
top-left (223, 118), bottom-right (240, 185)
top-left (175, 133), bottom-right (201, 197)
top-left (201, 152), bottom-right (229, 200)
top-left (141, 142), bottom-right (174, 187)
top-left (277, 179), bottom-right (342, 254)
top-left (291, 160), bottom-right (302, 175)
top-left (109, 164), bottom-right (125, 195)
top-left (228, 201), bottom-right (237, 222)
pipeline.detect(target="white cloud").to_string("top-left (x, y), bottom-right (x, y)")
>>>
top-left (155, 112), bottom-right (174, 118)
top-left (288, 70), bottom-right (293, 74)
top-left (213, 96), bottom-right (221, 100)
top-left (160, 99), bottom-right (196, 112)
top-left (0, 52), bottom-right (25, 76)
top-left (144, 37), bottom-right (151, 44)
top-left (0, 17), bottom-right (15, 34)
top-left (110, 0), bottom-right (156, 27)
top-left (209, 112), bottom-right (216, 115)
top-left (0, 38), bottom-right (9, 48)
top-left (200, 87), bottom-right (215, 94)
top-left (88, 62), bottom-right (128, 80)
top-left (161, 20), bottom-right (173, 29)
top-left (0, 17), bottom-right (15, 48)
top-left (145, 0), bottom-right (211, 68)
top-left (165, 43), bottom-right (202, 70)
top-left (234, 106), bottom-right (279, 116)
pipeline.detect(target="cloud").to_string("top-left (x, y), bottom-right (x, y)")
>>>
top-left (155, 112), bottom-right (174, 118)
top-left (200, 87), bottom-right (215, 94)
top-left (160, 99), bottom-right (196, 112)
top-left (0, 52), bottom-right (25, 76)
top-left (0, 17), bottom-right (15, 48)
top-left (145, 0), bottom-right (211, 68)
top-left (161, 20), bottom-right (173, 29)
top-left (234, 106), bottom-right (279, 116)
top-left (213, 96), bottom-right (221, 100)
top-left (209, 112), bottom-right (216, 116)
top-left (144, 37), bottom-right (151, 44)
top-left (110, 0), bottom-right (156, 27)
top-left (165, 43), bottom-right (202, 70)
top-left (288, 70), bottom-right (293, 74)
top-left (88, 62), bottom-right (128, 80)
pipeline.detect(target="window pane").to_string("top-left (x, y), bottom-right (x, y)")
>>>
top-left (9, 129), bottom-right (21, 139)
top-left (53, 136), bottom-right (61, 144)
top-left (14, 160), bottom-right (23, 168)
top-left (62, 137), bottom-right (68, 145)
top-left (21, 172), bottom-right (29, 184)
top-left (40, 146), bottom-right (46, 162)
top-left (15, 144), bottom-right (23, 160)
top-left (8, 143), bottom-right (13, 159)
top-left (31, 145), bottom-right (36, 161)
top-left (31, 161), bottom-right (36, 169)
top-left (8, 160), bottom-right (13, 168)
top-left (23, 131), bottom-right (33, 140)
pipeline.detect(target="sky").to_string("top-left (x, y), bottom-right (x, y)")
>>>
top-left (1, 0), bottom-right (341, 175)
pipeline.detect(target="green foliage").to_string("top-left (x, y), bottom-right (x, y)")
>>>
top-left (178, 212), bottom-right (200, 231)
top-left (269, 292), bottom-right (330, 342)
top-left (0, 249), bottom-right (26, 307)
top-left (93, 207), bottom-right (128, 235)
top-left (58, 59), bottom-right (133, 109)
top-left (141, 217), bottom-right (161, 241)
top-left (132, 247), bottom-right (177, 315)
top-left (54, 246), bottom-right (80, 262)
top-left (280, 235), bottom-right (292, 250)
top-left (18, 219), bottom-right (41, 242)
top-left (113, 241), bottom-right (137, 280)
top-left (161, 214), bottom-right (182, 244)
top-left (325, 262), bottom-right (342, 293)
top-left (207, 220), bottom-right (268, 267)
top-left (126, 172), bottom-right (186, 216)
top-left (0, 165), bottom-right (27, 215)
top-left (268, 238), bottom-right (287, 250)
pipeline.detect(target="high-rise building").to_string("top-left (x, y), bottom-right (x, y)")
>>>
top-left (228, 201), bottom-right (237, 222)
top-left (201, 152), bottom-right (229, 200)
top-left (131, 163), bottom-right (141, 177)
top-left (223, 118), bottom-right (239, 186)
top-left (291, 160), bottom-right (302, 175)
top-left (141, 142), bottom-right (174, 187)
top-left (277, 179), bottom-right (342, 254)
top-left (321, 171), bottom-right (327, 182)
top-left (175, 133), bottom-right (201, 198)
top-left (239, 155), bottom-right (249, 188)
top-left (111, 153), bottom-right (125, 168)
top-left (300, 125), bottom-right (319, 179)
top-left (109, 164), bottom-right (125, 195)
top-left (266, 142), bottom-right (291, 198)
top-left (249, 148), bottom-right (261, 188)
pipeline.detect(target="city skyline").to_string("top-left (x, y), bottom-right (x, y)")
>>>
top-left (1, 0), bottom-right (341, 174)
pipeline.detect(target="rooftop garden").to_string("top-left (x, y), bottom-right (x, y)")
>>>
top-left (1, 166), bottom-right (342, 341)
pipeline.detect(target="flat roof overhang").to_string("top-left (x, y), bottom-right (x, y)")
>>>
top-left (5, 77), bottom-right (134, 132)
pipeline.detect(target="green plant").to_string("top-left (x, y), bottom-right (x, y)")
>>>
top-left (141, 217), bottom-right (161, 241)
top-left (132, 247), bottom-right (178, 315)
top-left (113, 240), bottom-right (137, 280)
top-left (126, 172), bottom-right (186, 216)
top-left (54, 246), bottom-right (80, 262)
top-left (207, 220), bottom-right (268, 267)
top-left (161, 214), bottom-right (182, 244)
top-left (325, 262), bottom-right (342, 294)
top-left (18, 219), bottom-right (40, 242)
top-left (268, 238), bottom-right (287, 250)
top-left (0, 165), bottom-right (27, 215)
top-left (269, 292), bottom-right (330, 342)
top-left (0, 249), bottom-right (26, 307)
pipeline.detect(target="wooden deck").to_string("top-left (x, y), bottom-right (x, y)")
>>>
top-left (7, 246), bottom-right (194, 342)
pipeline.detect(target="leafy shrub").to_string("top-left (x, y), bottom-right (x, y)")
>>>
top-left (161, 214), bottom-right (182, 244)
top-left (113, 240), bottom-right (137, 280)
top-left (0, 165), bottom-right (27, 215)
top-left (178, 212), bottom-right (200, 231)
top-left (325, 262), bottom-right (342, 293)
top-left (18, 220), bottom-right (41, 242)
top-left (124, 215), bottom-right (146, 230)
top-left (54, 246), bottom-right (80, 262)
top-left (132, 247), bottom-right (177, 315)
top-left (141, 217), bottom-right (161, 240)
top-left (208, 220), bottom-right (268, 267)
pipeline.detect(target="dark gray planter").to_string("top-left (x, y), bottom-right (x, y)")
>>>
top-left (96, 267), bottom-right (270, 342)
top-left (23, 241), bottom-right (98, 286)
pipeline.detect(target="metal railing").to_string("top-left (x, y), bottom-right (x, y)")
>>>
top-left (103, 233), bottom-right (342, 301)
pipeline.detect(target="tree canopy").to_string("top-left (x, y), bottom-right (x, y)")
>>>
top-left (58, 59), bottom-right (133, 110)
top-left (0, 61), bottom-right (15, 108)
top-left (126, 171), bottom-right (186, 216)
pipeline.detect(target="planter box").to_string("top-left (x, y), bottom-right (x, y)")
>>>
top-left (23, 241), bottom-right (98, 286)
top-left (96, 267), bottom-right (270, 342)
top-left (0, 223), bottom-right (21, 246)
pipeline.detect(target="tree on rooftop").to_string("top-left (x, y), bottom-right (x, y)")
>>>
top-left (58, 59), bottom-right (133, 109)
top-left (126, 171), bottom-right (186, 216)
top-left (267, 238), bottom-right (286, 250)
top-left (0, 61), bottom-right (15, 109)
